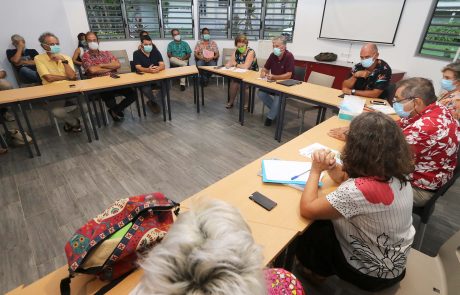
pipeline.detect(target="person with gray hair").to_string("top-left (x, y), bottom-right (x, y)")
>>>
top-left (6, 34), bottom-right (41, 83)
top-left (259, 35), bottom-right (295, 126)
top-left (438, 61), bottom-right (460, 120)
top-left (132, 199), bottom-right (305, 295)
top-left (342, 42), bottom-right (392, 98)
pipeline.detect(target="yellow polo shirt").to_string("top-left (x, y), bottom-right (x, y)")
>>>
top-left (34, 53), bottom-right (75, 85)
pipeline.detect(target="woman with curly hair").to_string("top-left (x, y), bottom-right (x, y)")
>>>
top-left (296, 111), bottom-right (415, 292)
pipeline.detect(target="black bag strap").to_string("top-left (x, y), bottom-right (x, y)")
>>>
top-left (94, 269), bottom-right (135, 295)
top-left (60, 274), bottom-right (73, 295)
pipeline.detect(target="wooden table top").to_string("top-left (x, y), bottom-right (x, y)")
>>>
top-left (0, 81), bottom-right (82, 104)
top-left (198, 66), bottom-right (260, 80)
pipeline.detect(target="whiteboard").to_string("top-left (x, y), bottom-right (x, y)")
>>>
top-left (319, 0), bottom-right (406, 44)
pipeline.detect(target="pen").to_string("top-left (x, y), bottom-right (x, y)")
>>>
top-left (291, 169), bottom-right (311, 180)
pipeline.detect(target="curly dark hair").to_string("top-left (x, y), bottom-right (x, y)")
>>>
top-left (341, 112), bottom-right (414, 184)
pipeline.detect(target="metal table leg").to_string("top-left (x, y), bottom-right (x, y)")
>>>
top-left (77, 95), bottom-right (92, 143)
top-left (165, 80), bottom-right (172, 121)
top-left (140, 87), bottom-right (147, 117)
top-left (160, 81), bottom-right (167, 122)
top-left (195, 75), bottom-right (200, 113)
top-left (251, 86), bottom-right (256, 114)
top-left (275, 93), bottom-right (287, 142)
top-left (19, 102), bottom-right (41, 156)
top-left (239, 80), bottom-right (244, 125)
top-left (91, 96), bottom-right (101, 128)
top-left (83, 93), bottom-right (98, 140)
top-left (98, 96), bottom-right (108, 126)
top-left (11, 104), bottom-right (33, 158)
top-left (134, 88), bottom-right (141, 118)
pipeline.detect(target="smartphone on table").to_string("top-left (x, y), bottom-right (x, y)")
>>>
top-left (249, 191), bottom-right (277, 211)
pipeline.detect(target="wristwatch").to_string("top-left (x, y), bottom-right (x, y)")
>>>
top-left (62, 60), bottom-right (69, 64)
top-left (351, 89), bottom-right (356, 95)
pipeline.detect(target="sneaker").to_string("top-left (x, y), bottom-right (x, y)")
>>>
top-left (180, 85), bottom-right (186, 91)
top-left (3, 111), bottom-right (15, 122)
top-left (264, 118), bottom-right (272, 126)
top-left (147, 101), bottom-right (161, 114)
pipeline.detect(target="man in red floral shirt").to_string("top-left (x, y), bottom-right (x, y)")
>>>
top-left (393, 77), bottom-right (459, 206)
top-left (82, 32), bottom-right (136, 122)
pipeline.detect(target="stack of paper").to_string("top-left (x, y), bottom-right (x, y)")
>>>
top-left (338, 95), bottom-right (365, 121)
top-left (262, 160), bottom-right (315, 185)
top-left (368, 104), bottom-right (396, 114)
top-left (298, 143), bottom-right (342, 165)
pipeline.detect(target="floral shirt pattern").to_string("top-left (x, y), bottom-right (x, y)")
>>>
top-left (264, 268), bottom-right (305, 294)
top-left (82, 50), bottom-right (118, 78)
top-left (194, 40), bottom-right (219, 58)
top-left (398, 102), bottom-right (459, 191)
top-left (438, 90), bottom-right (460, 120)
top-left (326, 177), bottom-right (415, 279)
top-left (351, 59), bottom-right (392, 91)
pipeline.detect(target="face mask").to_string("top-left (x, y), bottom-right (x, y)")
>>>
top-left (88, 42), bottom-right (99, 50)
top-left (174, 35), bottom-right (181, 41)
top-left (48, 45), bottom-right (61, 54)
top-left (273, 47), bottom-right (282, 57)
top-left (203, 34), bottom-right (210, 41)
top-left (237, 46), bottom-right (246, 54)
top-left (143, 45), bottom-right (153, 53)
top-left (361, 57), bottom-right (374, 68)
top-left (441, 79), bottom-right (456, 91)
top-left (393, 101), bottom-right (412, 118)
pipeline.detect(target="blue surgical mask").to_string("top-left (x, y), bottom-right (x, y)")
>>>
top-left (393, 102), bottom-right (411, 118)
top-left (143, 45), bottom-right (153, 53)
top-left (273, 47), bottom-right (282, 57)
top-left (441, 79), bottom-right (456, 91)
top-left (49, 45), bottom-right (61, 54)
top-left (361, 57), bottom-right (374, 68)
top-left (203, 34), bottom-right (210, 41)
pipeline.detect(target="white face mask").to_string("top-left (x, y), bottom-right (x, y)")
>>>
top-left (174, 35), bottom-right (181, 41)
top-left (88, 42), bottom-right (99, 50)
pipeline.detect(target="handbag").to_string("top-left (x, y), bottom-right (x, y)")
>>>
top-left (314, 52), bottom-right (338, 62)
top-left (60, 192), bottom-right (180, 294)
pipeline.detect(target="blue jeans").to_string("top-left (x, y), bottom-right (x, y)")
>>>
top-left (258, 90), bottom-right (280, 120)
top-left (19, 66), bottom-right (40, 83)
top-left (196, 59), bottom-right (217, 82)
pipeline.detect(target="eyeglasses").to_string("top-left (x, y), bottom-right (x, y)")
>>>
top-left (392, 96), bottom-right (415, 104)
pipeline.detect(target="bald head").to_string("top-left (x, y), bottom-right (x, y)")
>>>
top-left (360, 43), bottom-right (378, 58)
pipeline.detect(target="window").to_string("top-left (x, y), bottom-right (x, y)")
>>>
top-left (84, 0), bottom-right (126, 40)
top-left (231, 0), bottom-right (263, 40)
top-left (160, 0), bottom-right (194, 39)
top-left (263, 0), bottom-right (297, 42)
top-left (198, 0), bottom-right (230, 39)
top-left (124, 0), bottom-right (161, 38)
top-left (419, 0), bottom-right (460, 60)
top-left (197, 0), bottom-right (298, 41)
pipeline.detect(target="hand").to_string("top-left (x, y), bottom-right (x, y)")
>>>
top-left (149, 65), bottom-right (160, 73)
top-left (51, 55), bottom-right (66, 62)
top-left (311, 149), bottom-right (336, 172)
top-left (16, 41), bottom-right (25, 49)
top-left (343, 88), bottom-right (352, 95)
top-left (327, 127), bottom-right (349, 142)
top-left (354, 70), bottom-right (370, 78)
top-left (266, 74), bottom-right (273, 80)
top-left (260, 71), bottom-right (266, 78)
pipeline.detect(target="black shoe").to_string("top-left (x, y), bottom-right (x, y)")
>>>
top-left (180, 85), bottom-right (186, 91)
top-left (109, 109), bottom-right (123, 122)
top-left (117, 110), bottom-right (125, 118)
top-left (264, 118), bottom-right (272, 126)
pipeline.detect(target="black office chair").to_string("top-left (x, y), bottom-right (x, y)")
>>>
top-left (293, 65), bottom-right (306, 81)
top-left (412, 148), bottom-right (460, 250)
top-left (380, 83), bottom-right (396, 105)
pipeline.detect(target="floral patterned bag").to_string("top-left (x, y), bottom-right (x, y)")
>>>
top-left (60, 192), bottom-right (179, 294)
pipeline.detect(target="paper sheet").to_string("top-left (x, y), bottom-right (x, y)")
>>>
top-left (298, 143), bottom-right (342, 165)
top-left (262, 160), bottom-right (313, 184)
top-left (368, 104), bottom-right (396, 114)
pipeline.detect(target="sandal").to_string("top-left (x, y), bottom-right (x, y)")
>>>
top-left (63, 123), bottom-right (73, 133)
top-left (226, 103), bottom-right (234, 109)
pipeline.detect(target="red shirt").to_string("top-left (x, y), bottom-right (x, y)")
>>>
top-left (398, 102), bottom-right (459, 191)
top-left (82, 50), bottom-right (118, 78)
top-left (263, 50), bottom-right (295, 76)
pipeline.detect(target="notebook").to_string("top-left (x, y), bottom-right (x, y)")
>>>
top-left (276, 79), bottom-right (302, 86)
top-left (262, 159), bottom-right (314, 185)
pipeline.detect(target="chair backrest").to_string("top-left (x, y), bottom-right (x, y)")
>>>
top-left (293, 66), bottom-right (306, 81)
top-left (381, 83), bottom-right (397, 104)
top-left (9, 65), bottom-right (41, 88)
top-left (222, 48), bottom-right (234, 66)
top-left (307, 71), bottom-right (335, 87)
top-left (109, 50), bottom-right (131, 74)
top-left (438, 230), bottom-right (460, 293)
top-left (129, 60), bottom-right (136, 72)
top-left (257, 57), bottom-right (267, 69)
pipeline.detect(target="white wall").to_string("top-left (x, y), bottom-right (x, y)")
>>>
top-left (1, 0), bottom-right (448, 91)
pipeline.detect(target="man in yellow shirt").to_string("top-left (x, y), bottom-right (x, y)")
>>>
top-left (35, 32), bottom-right (85, 133)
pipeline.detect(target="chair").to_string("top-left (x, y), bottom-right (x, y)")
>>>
top-left (9, 65), bottom-right (41, 88)
top-left (381, 83), bottom-right (396, 105)
top-left (412, 148), bottom-right (460, 250)
top-left (286, 71), bottom-right (335, 133)
top-left (109, 50), bottom-right (131, 74)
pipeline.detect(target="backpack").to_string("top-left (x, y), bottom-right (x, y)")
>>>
top-left (314, 52), bottom-right (338, 62)
top-left (60, 192), bottom-right (179, 294)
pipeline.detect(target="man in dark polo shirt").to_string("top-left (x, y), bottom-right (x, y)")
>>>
top-left (258, 35), bottom-right (295, 126)
top-left (342, 43), bottom-right (392, 98)
top-left (133, 35), bottom-right (165, 114)
top-left (6, 34), bottom-right (41, 83)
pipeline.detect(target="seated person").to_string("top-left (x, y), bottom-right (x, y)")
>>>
top-left (137, 31), bottom-right (150, 50)
top-left (225, 34), bottom-right (258, 110)
top-left (82, 31), bottom-right (136, 122)
top-left (342, 43), bottom-right (392, 98)
top-left (258, 35), bottom-right (295, 126)
top-left (133, 199), bottom-right (305, 295)
top-left (297, 112), bottom-right (415, 292)
top-left (194, 27), bottom-right (219, 86)
top-left (133, 35), bottom-right (164, 114)
top-left (0, 68), bottom-right (14, 122)
top-left (329, 78), bottom-right (459, 207)
top-left (167, 28), bottom-right (192, 91)
top-left (438, 62), bottom-right (460, 120)
top-left (6, 34), bottom-right (41, 83)
top-left (72, 32), bottom-right (89, 73)
top-left (35, 32), bottom-right (85, 133)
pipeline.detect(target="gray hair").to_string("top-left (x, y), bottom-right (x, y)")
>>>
top-left (136, 199), bottom-right (266, 295)
top-left (11, 34), bottom-right (24, 43)
top-left (38, 32), bottom-right (58, 44)
top-left (442, 62), bottom-right (460, 80)
top-left (396, 77), bottom-right (437, 106)
top-left (272, 35), bottom-right (287, 46)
